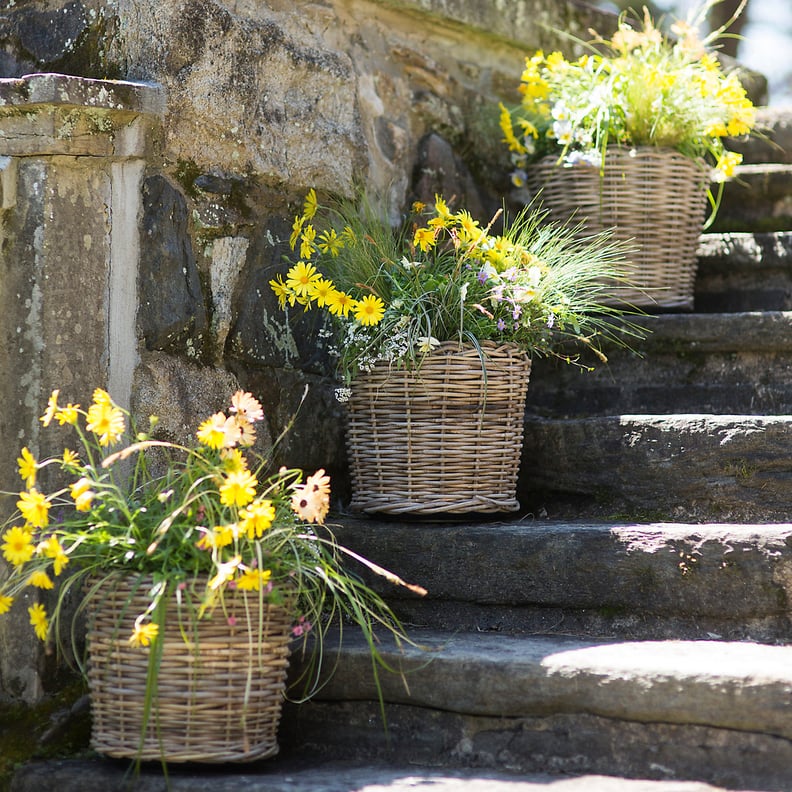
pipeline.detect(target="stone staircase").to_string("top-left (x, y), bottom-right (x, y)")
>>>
top-left (272, 107), bottom-right (792, 792)
top-left (11, 110), bottom-right (792, 792)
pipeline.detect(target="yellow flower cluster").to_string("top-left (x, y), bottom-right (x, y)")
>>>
top-left (499, 5), bottom-right (756, 185)
top-left (1, 387), bottom-right (332, 648)
top-left (270, 190), bottom-right (386, 327)
top-left (271, 190), bottom-right (549, 336)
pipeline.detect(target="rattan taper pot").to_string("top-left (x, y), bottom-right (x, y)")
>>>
top-left (527, 147), bottom-right (709, 310)
top-left (86, 575), bottom-right (293, 763)
top-left (346, 341), bottom-right (531, 515)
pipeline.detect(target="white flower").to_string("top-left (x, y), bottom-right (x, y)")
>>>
top-left (564, 150), bottom-right (599, 168)
top-left (513, 286), bottom-right (538, 303)
top-left (551, 101), bottom-right (569, 121)
top-left (335, 387), bottom-right (351, 404)
top-left (415, 336), bottom-right (440, 354)
top-left (552, 119), bottom-right (573, 145)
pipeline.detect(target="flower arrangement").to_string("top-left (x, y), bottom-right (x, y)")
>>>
top-left (0, 387), bottom-right (423, 696)
top-left (498, 2), bottom-right (756, 199)
top-left (270, 189), bottom-right (641, 384)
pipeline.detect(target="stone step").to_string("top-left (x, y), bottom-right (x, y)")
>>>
top-left (728, 107), bottom-right (792, 165)
top-left (709, 163), bottom-right (792, 233)
top-left (518, 414), bottom-right (792, 522)
top-left (10, 758), bottom-right (768, 791)
top-left (279, 631), bottom-right (792, 791)
top-left (695, 232), bottom-right (792, 312)
top-left (527, 311), bottom-right (792, 417)
top-left (328, 519), bottom-right (792, 643)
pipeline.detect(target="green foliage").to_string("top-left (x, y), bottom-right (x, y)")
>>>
top-left (271, 190), bottom-right (644, 383)
top-left (499, 1), bottom-right (755, 200)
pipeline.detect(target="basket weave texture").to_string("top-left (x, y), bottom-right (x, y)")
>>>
top-left (527, 147), bottom-right (709, 310)
top-left (346, 341), bottom-right (531, 515)
top-left (87, 575), bottom-right (292, 763)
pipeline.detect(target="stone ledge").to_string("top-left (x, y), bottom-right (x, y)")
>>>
top-left (0, 73), bottom-right (166, 116)
top-left (369, 0), bottom-right (615, 51)
top-left (697, 231), bottom-right (792, 268)
top-left (527, 311), bottom-right (792, 416)
top-left (0, 74), bottom-right (165, 157)
top-left (711, 163), bottom-right (792, 233)
top-left (309, 630), bottom-right (792, 741)
top-left (328, 518), bottom-right (792, 640)
top-left (520, 414), bottom-right (792, 522)
top-left (10, 757), bottom-right (750, 792)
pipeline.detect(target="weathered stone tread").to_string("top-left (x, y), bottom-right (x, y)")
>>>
top-left (331, 518), bottom-right (792, 642)
top-left (520, 414), bottom-right (792, 521)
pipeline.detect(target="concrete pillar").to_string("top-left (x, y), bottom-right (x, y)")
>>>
top-left (0, 74), bottom-right (165, 703)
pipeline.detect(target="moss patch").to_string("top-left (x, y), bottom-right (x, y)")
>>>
top-left (0, 682), bottom-right (92, 791)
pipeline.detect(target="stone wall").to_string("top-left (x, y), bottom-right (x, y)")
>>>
top-left (1, 0), bottom-right (619, 496)
top-left (0, 0), bottom-right (626, 704)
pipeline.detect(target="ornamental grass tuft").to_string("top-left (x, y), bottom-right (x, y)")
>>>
top-left (271, 189), bottom-right (644, 383)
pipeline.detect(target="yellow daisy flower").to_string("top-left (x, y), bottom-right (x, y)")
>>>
top-left (69, 478), bottom-right (96, 512)
top-left (269, 273), bottom-right (292, 309)
top-left (308, 277), bottom-right (336, 307)
top-left (128, 620), bottom-right (159, 648)
top-left (40, 390), bottom-right (59, 428)
top-left (196, 524), bottom-right (237, 550)
top-left (197, 412), bottom-right (241, 450)
top-left (221, 448), bottom-right (248, 474)
top-left (38, 536), bottom-right (68, 576)
top-left (28, 570), bottom-right (54, 590)
top-left (317, 228), bottom-right (344, 256)
top-left (219, 469), bottom-right (258, 508)
top-left (289, 214), bottom-right (305, 250)
top-left (413, 226), bottom-right (436, 252)
top-left (28, 602), bottom-right (48, 641)
top-left (239, 499), bottom-right (276, 539)
top-left (303, 188), bottom-right (318, 220)
top-left (236, 568), bottom-right (272, 591)
top-left (17, 489), bottom-right (50, 529)
top-left (2, 526), bottom-right (35, 566)
top-left (285, 261), bottom-right (320, 298)
top-left (354, 295), bottom-right (386, 326)
top-left (499, 103), bottom-right (528, 155)
top-left (55, 403), bottom-right (80, 426)
top-left (299, 225), bottom-right (317, 260)
top-left (17, 447), bottom-right (37, 489)
top-left (0, 595), bottom-right (13, 614)
top-left (61, 448), bottom-right (79, 467)
top-left (326, 289), bottom-right (355, 318)
top-left (86, 398), bottom-right (125, 446)
top-left (714, 151), bottom-right (742, 182)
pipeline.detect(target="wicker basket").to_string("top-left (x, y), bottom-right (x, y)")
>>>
top-left (527, 147), bottom-right (709, 310)
top-left (346, 341), bottom-right (531, 515)
top-left (86, 575), bottom-right (293, 763)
